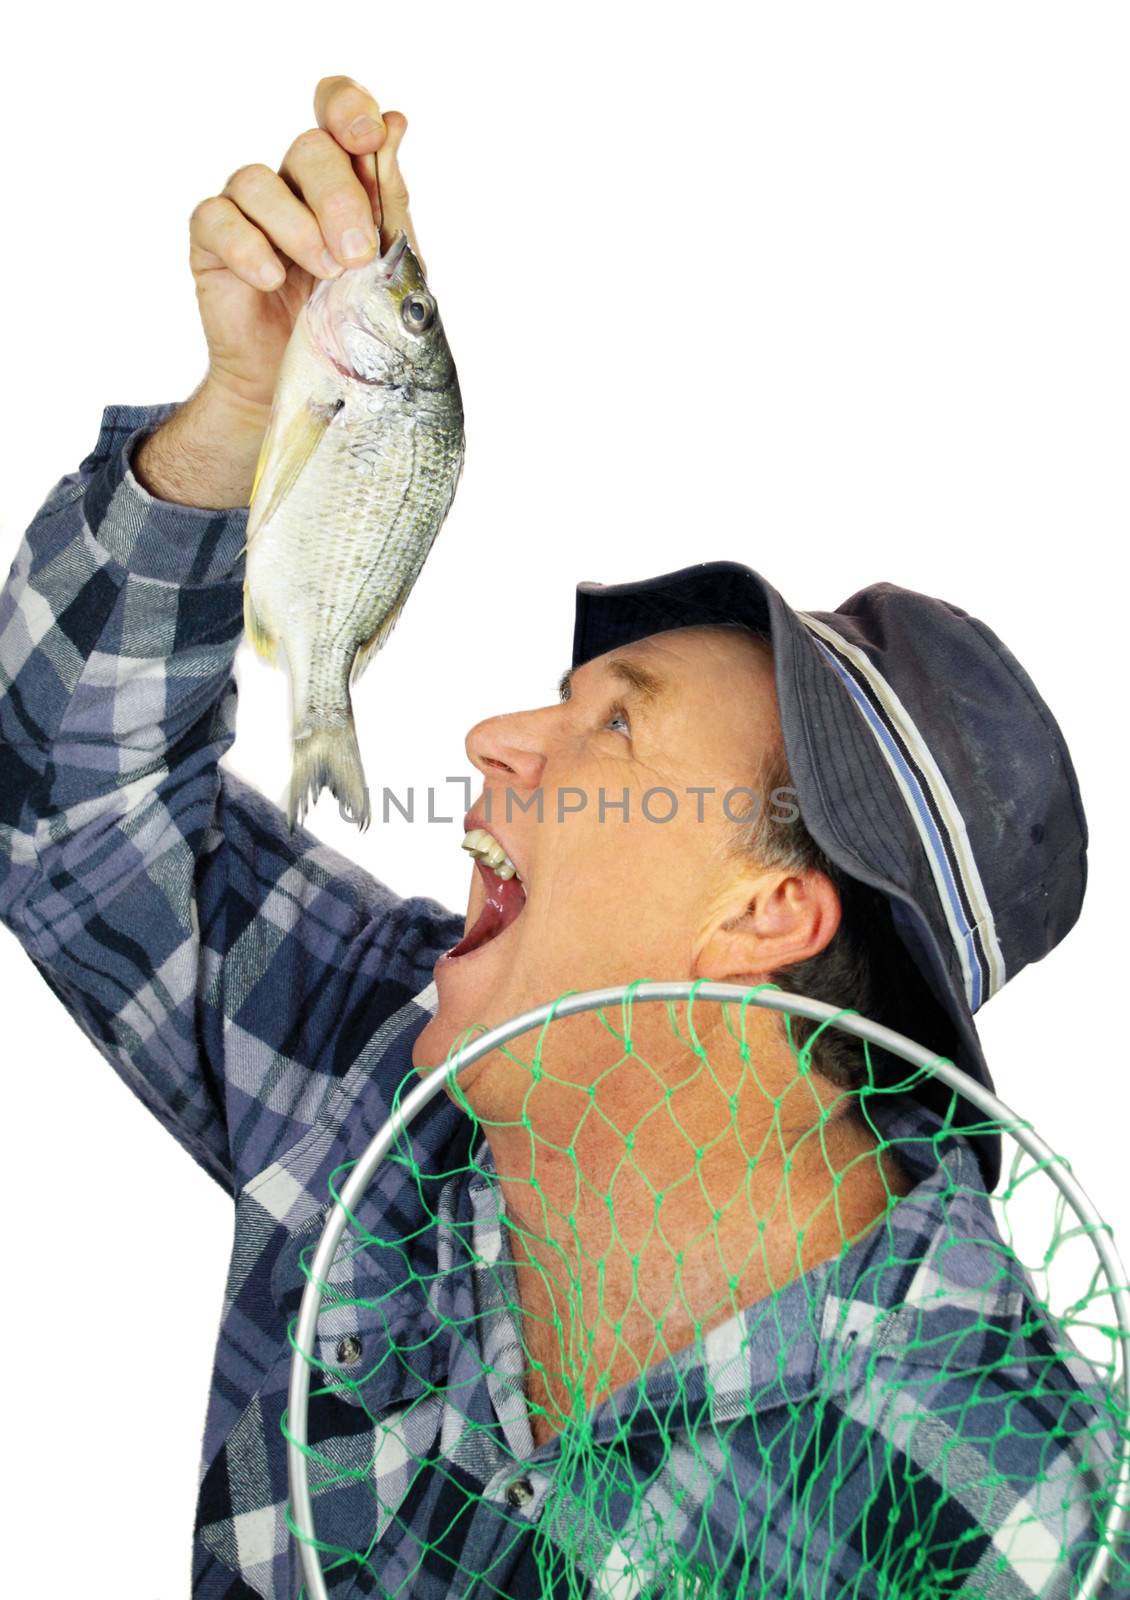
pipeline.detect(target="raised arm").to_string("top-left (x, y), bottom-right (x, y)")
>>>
top-left (0, 78), bottom-right (462, 1196)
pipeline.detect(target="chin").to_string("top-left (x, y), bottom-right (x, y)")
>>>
top-left (411, 1010), bottom-right (450, 1074)
top-left (413, 953), bottom-right (520, 1074)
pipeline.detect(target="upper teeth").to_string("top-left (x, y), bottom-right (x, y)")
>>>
top-left (462, 827), bottom-right (522, 882)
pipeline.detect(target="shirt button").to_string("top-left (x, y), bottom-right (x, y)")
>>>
top-left (505, 1476), bottom-right (535, 1509)
top-left (336, 1335), bottom-right (362, 1365)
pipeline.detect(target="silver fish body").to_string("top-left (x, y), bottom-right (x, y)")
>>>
top-left (242, 231), bottom-right (464, 830)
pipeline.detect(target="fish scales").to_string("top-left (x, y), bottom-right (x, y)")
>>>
top-left (242, 232), bottom-right (464, 831)
top-left (276, 413), bottom-right (460, 723)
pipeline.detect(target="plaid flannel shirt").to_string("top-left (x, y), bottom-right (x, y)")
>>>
top-left (1, 404), bottom-right (1126, 1600)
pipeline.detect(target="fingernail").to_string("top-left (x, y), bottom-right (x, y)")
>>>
top-left (319, 249), bottom-right (345, 278)
top-left (340, 227), bottom-right (374, 262)
top-left (350, 114), bottom-right (382, 140)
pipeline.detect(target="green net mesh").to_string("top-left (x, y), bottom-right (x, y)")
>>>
top-left (285, 987), bottom-right (1130, 1599)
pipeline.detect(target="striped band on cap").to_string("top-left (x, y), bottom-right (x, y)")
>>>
top-left (796, 612), bottom-right (1006, 1012)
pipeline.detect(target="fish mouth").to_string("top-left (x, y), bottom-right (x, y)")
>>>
top-left (374, 230), bottom-right (410, 280)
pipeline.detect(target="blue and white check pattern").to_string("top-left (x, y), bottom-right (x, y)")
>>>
top-left (1, 404), bottom-right (1127, 1598)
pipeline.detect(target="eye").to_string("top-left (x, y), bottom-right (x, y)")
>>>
top-left (401, 292), bottom-right (436, 333)
top-left (604, 703), bottom-right (631, 738)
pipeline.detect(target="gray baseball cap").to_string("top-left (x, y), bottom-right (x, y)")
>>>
top-left (572, 561), bottom-right (1090, 1191)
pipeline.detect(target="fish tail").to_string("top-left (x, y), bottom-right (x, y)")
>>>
top-left (288, 717), bottom-right (371, 832)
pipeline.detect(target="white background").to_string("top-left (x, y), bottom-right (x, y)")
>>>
top-left (1, 6), bottom-right (1127, 1594)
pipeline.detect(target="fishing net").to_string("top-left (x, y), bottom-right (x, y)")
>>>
top-left (284, 983), bottom-right (1130, 1599)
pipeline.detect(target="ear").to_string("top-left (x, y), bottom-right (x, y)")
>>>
top-left (692, 868), bottom-right (842, 983)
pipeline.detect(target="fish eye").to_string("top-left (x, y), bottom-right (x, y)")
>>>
top-left (401, 293), bottom-right (436, 333)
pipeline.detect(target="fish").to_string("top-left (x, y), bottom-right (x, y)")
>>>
top-left (242, 229), bottom-right (465, 832)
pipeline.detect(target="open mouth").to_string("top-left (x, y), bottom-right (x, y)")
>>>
top-left (442, 827), bottom-right (528, 961)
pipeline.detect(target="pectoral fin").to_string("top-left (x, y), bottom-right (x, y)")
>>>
top-left (249, 428), bottom-right (272, 507)
top-left (249, 396), bottom-right (345, 529)
top-left (243, 584), bottom-right (278, 664)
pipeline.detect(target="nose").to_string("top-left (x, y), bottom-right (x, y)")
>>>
top-left (465, 711), bottom-right (547, 792)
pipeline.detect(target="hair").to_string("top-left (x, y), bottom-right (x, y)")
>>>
top-left (732, 741), bottom-right (877, 1090)
top-left (714, 622), bottom-right (939, 1094)
top-left (692, 621), bottom-right (955, 1096)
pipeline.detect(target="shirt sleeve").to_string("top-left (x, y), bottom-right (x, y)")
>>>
top-left (0, 402), bottom-right (464, 1195)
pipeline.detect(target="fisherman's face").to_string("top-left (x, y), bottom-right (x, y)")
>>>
top-left (413, 625), bottom-right (800, 1079)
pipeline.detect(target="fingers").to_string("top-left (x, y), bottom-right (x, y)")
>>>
top-left (189, 195), bottom-right (290, 290)
top-left (190, 77), bottom-right (422, 296)
top-left (278, 128), bottom-right (380, 268)
top-left (375, 113), bottom-right (425, 277)
top-left (312, 78), bottom-right (424, 276)
top-left (313, 75), bottom-right (387, 154)
top-left (221, 163), bottom-right (345, 280)
top-left (314, 76), bottom-right (388, 237)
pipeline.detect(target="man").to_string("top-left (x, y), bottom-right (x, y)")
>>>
top-left (0, 75), bottom-right (1122, 1600)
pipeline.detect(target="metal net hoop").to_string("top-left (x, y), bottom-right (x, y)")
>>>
top-left (286, 981), bottom-right (1130, 1600)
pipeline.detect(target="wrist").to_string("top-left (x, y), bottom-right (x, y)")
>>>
top-left (133, 379), bottom-right (272, 510)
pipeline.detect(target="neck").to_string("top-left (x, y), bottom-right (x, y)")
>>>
top-left (486, 1101), bottom-right (913, 1447)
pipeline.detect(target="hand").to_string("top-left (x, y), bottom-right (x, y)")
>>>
top-left (189, 74), bottom-right (424, 417)
top-left (135, 76), bottom-right (425, 508)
